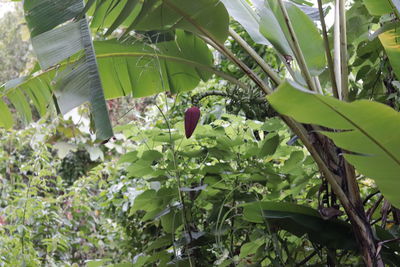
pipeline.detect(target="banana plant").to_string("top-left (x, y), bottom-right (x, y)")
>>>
top-left (3, 0), bottom-right (400, 265)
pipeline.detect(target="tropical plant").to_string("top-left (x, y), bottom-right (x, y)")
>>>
top-left (2, 0), bottom-right (400, 265)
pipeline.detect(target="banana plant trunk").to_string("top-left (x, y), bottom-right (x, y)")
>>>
top-left (312, 132), bottom-right (383, 266)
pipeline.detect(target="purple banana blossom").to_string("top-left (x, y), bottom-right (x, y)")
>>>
top-left (184, 106), bottom-right (201, 138)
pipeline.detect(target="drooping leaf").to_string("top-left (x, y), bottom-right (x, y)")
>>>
top-left (0, 100), bottom-right (14, 129)
top-left (220, 0), bottom-right (271, 45)
top-left (3, 31), bottom-right (214, 128)
top-left (258, 2), bottom-right (294, 58)
top-left (268, 80), bottom-right (400, 207)
top-left (239, 238), bottom-right (265, 259)
top-left (242, 201), bottom-right (357, 250)
top-left (23, 0), bottom-right (113, 140)
top-left (89, 0), bottom-right (229, 43)
top-left (95, 30), bottom-right (214, 97)
top-left (379, 28), bottom-right (400, 80)
top-left (362, 0), bottom-right (400, 79)
top-left (266, 0), bottom-right (326, 75)
top-left (259, 133), bottom-right (280, 157)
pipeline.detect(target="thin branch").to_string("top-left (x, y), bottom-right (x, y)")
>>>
top-left (202, 36), bottom-right (274, 94)
top-left (367, 195), bottom-right (384, 221)
top-left (363, 191), bottom-right (380, 205)
top-left (317, 0), bottom-right (339, 98)
top-left (192, 90), bottom-right (267, 105)
top-left (277, 0), bottom-right (318, 92)
top-left (295, 251), bottom-right (318, 266)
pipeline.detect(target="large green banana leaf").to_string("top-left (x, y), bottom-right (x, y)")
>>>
top-left (88, 0), bottom-right (229, 43)
top-left (22, 0), bottom-right (113, 139)
top-left (266, 0), bottom-right (326, 76)
top-left (242, 201), bottom-right (357, 250)
top-left (267, 80), bottom-right (400, 207)
top-left (219, 0), bottom-right (271, 46)
top-left (0, 32), bottom-right (214, 130)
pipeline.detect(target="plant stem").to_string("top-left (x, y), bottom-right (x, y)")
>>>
top-left (317, 0), bottom-right (339, 98)
top-left (229, 28), bottom-right (282, 86)
top-left (202, 36), bottom-right (274, 94)
top-left (277, 0), bottom-right (318, 92)
top-left (155, 103), bottom-right (195, 267)
top-left (334, 0), bottom-right (342, 98)
top-left (338, 0), bottom-right (349, 100)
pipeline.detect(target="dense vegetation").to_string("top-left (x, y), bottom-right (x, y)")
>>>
top-left (1, 0), bottom-right (400, 266)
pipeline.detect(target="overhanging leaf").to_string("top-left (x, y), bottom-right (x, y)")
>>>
top-left (220, 0), bottom-right (271, 46)
top-left (23, 0), bottom-right (113, 140)
top-left (268, 80), bottom-right (400, 207)
top-left (266, 0), bottom-right (326, 76)
top-left (242, 201), bottom-right (357, 250)
top-left (89, 0), bottom-right (229, 43)
top-left (379, 27), bottom-right (400, 80)
top-left (2, 32), bottom-right (215, 127)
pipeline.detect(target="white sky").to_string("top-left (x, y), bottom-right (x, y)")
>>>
top-left (0, 2), bottom-right (16, 18)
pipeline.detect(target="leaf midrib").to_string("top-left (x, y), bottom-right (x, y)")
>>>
top-left (313, 95), bottom-right (400, 166)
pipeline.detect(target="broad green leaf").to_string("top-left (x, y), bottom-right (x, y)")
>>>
top-left (362, 0), bottom-right (400, 79)
top-left (23, 0), bottom-right (113, 140)
top-left (268, 80), bottom-right (400, 207)
top-left (141, 150), bottom-right (163, 162)
top-left (259, 2), bottom-right (293, 57)
top-left (90, 0), bottom-right (229, 43)
top-left (379, 28), bottom-right (400, 79)
top-left (0, 101), bottom-right (14, 129)
top-left (104, 0), bottom-right (141, 36)
top-left (118, 151), bottom-right (139, 164)
top-left (259, 133), bottom-right (280, 157)
top-left (363, 0), bottom-right (392, 16)
top-left (242, 201), bottom-right (357, 250)
top-left (160, 210), bottom-right (182, 233)
top-left (280, 151), bottom-right (304, 173)
top-left (3, 32), bottom-right (214, 129)
top-left (24, 0), bottom-right (83, 37)
top-left (220, 0), bottom-right (270, 45)
top-left (239, 238), bottom-right (265, 259)
top-left (127, 160), bottom-right (155, 177)
top-left (266, 0), bottom-right (326, 75)
top-left (96, 31), bottom-right (213, 97)
top-left (132, 190), bottom-right (159, 212)
top-left (7, 90), bottom-right (32, 123)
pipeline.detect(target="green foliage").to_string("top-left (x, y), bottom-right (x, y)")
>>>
top-left (0, 120), bottom-right (129, 265)
top-left (268, 80), bottom-right (400, 207)
top-left (0, 7), bottom-right (31, 85)
top-left (2, 0), bottom-right (400, 265)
